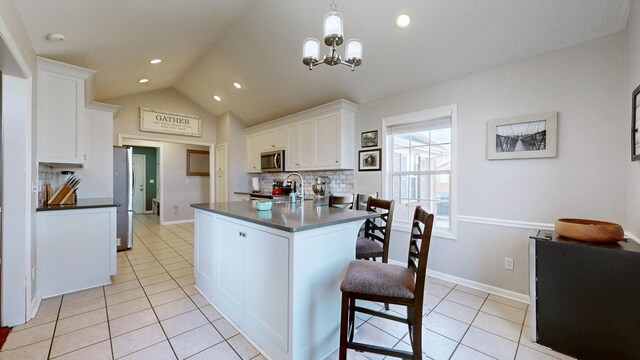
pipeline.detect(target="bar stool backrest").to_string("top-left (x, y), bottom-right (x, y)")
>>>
top-left (408, 206), bottom-right (434, 308)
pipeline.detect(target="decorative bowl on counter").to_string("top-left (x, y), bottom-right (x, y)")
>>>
top-left (555, 218), bottom-right (624, 243)
top-left (256, 201), bottom-right (272, 211)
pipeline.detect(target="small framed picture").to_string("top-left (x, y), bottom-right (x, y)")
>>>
top-left (361, 130), bottom-right (378, 148)
top-left (632, 84), bottom-right (640, 161)
top-left (359, 149), bottom-right (382, 171)
top-left (487, 112), bottom-right (558, 160)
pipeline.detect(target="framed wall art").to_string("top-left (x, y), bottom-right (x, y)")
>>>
top-left (361, 130), bottom-right (378, 148)
top-left (359, 149), bottom-right (382, 171)
top-left (633, 84), bottom-right (640, 161)
top-left (487, 112), bottom-right (557, 160)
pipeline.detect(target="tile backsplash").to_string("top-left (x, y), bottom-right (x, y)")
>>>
top-left (38, 164), bottom-right (75, 206)
top-left (257, 170), bottom-right (354, 197)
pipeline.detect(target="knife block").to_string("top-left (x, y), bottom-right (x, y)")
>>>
top-left (48, 185), bottom-right (76, 205)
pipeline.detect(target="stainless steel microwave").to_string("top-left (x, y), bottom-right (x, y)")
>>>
top-left (261, 150), bottom-right (285, 172)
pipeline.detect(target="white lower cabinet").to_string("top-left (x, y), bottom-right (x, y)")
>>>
top-left (36, 207), bottom-right (117, 298)
top-left (195, 212), bottom-right (289, 351)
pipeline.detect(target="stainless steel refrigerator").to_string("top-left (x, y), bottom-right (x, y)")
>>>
top-left (114, 146), bottom-right (133, 251)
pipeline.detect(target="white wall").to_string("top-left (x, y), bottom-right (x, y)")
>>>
top-left (163, 142), bottom-right (210, 222)
top-left (0, 0), bottom-right (37, 326)
top-left (216, 111), bottom-right (250, 198)
top-left (106, 87), bottom-right (217, 145)
top-left (73, 108), bottom-right (114, 198)
top-left (627, 0), bottom-right (640, 239)
top-left (355, 32), bottom-right (628, 297)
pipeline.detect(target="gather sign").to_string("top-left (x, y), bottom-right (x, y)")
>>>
top-left (139, 107), bottom-right (202, 137)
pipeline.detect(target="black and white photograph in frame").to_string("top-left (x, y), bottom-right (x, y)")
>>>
top-left (487, 112), bottom-right (558, 160)
top-left (361, 130), bottom-right (378, 148)
top-left (632, 83), bottom-right (640, 161)
top-left (359, 149), bottom-right (382, 171)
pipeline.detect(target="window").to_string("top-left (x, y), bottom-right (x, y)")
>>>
top-left (383, 105), bottom-right (456, 238)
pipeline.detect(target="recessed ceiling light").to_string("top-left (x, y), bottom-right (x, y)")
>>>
top-left (213, 95), bottom-right (222, 102)
top-left (233, 82), bottom-right (242, 89)
top-left (396, 14), bottom-right (411, 28)
top-left (45, 33), bottom-right (66, 42)
top-left (138, 78), bottom-right (149, 84)
top-left (150, 59), bottom-right (162, 64)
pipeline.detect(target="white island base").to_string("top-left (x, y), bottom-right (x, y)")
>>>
top-left (194, 207), bottom-right (369, 360)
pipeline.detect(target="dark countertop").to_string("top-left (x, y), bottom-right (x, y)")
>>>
top-left (192, 200), bottom-right (376, 233)
top-left (37, 197), bottom-right (119, 212)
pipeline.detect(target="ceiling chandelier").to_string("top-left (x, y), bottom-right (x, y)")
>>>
top-left (302, 1), bottom-right (362, 71)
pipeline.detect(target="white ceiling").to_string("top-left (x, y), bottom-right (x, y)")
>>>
top-left (15, 0), bottom-right (631, 125)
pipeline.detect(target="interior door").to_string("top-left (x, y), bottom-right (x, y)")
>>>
top-left (132, 154), bottom-right (146, 214)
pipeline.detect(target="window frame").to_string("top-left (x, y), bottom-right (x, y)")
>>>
top-left (381, 104), bottom-right (457, 239)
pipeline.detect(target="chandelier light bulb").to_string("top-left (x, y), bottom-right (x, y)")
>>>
top-left (233, 82), bottom-right (242, 89)
top-left (213, 95), bottom-right (221, 102)
top-left (150, 59), bottom-right (162, 64)
top-left (396, 14), bottom-right (411, 28)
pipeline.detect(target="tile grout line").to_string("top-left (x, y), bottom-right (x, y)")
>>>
top-left (129, 215), bottom-right (234, 358)
top-left (46, 295), bottom-right (64, 359)
top-left (136, 215), bottom-right (252, 359)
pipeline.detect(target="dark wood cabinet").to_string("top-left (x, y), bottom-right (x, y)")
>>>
top-left (529, 231), bottom-right (640, 360)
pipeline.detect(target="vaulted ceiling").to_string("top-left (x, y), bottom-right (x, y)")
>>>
top-left (15, 0), bottom-right (631, 125)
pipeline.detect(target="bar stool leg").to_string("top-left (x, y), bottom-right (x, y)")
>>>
top-left (348, 298), bottom-right (356, 341)
top-left (339, 294), bottom-right (349, 360)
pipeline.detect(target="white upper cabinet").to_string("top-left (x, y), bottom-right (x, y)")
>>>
top-left (245, 100), bottom-right (357, 173)
top-left (287, 120), bottom-right (313, 171)
top-left (263, 127), bottom-right (287, 150)
top-left (37, 57), bottom-right (95, 166)
top-left (246, 133), bottom-right (262, 173)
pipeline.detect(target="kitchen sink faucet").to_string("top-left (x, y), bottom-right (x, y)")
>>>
top-left (285, 173), bottom-right (304, 201)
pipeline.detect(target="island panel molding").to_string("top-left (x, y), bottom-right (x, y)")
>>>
top-left (140, 107), bottom-right (202, 137)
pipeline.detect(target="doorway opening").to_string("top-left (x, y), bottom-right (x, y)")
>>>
top-left (119, 134), bottom-right (213, 226)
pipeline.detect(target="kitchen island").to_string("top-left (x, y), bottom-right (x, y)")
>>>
top-left (191, 200), bottom-right (377, 360)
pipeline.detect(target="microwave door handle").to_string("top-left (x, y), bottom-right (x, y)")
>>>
top-left (274, 153), bottom-right (281, 168)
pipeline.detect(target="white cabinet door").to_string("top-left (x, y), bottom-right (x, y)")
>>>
top-left (36, 57), bottom-right (94, 165)
top-left (215, 143), bottom-right (228, 173)
top-left (246, 133), bottom-right (261, 173)
top-left (36, 207), bottom-right (116, 298)
top-left (245, 227), bottom-right (289, 351)
top-left (195, 210), bottom-right (216, 287)
top-left (264, 127), bottom-right (287, 150)
top-left (287, 121), bottom-right (313, 171)
top-left (215, 172), bottom-right (227, 202)
top-left (313, 112), bottom-right (341, 168)
top-left (214, 219), bottom-right (245, 319)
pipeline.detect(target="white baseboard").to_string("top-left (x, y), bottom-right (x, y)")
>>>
top-left (161, 219), bottom-right (194, 226)
top-left (144, 210), bottom-right (154, 214)
top-left (388, 259), bottom-right (530, 304)
top-left (428, 269), bottom-right (530, 304)
top-left (29, 294), bottom-right (41, 321)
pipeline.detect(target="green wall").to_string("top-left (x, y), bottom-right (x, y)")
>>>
top-left (132, 146), bottom-right (157, 211)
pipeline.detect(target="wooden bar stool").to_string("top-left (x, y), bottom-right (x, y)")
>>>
top-left (356, 198), bottom-right (394, 263)
top-left (355, 192), bottom-right (378, 210)
top-left (329, 194), bottom-right (354, 209)
top-left (339, 206), bottom-right (434, 360)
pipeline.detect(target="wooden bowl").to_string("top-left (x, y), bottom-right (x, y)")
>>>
top-left (555, 218), bottom-right (624, 243)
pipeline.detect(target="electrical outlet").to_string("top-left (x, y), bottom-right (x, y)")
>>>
top-left (504, 257), bottom-right (514, 271)
top-left (173, 204), bottom-right (178, 214)
top-left (149, 179), bottom-right (155, 184)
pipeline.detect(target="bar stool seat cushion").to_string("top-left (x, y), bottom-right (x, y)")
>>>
top-left (356, 237), bottom-right (383, 256)
top-left (340, 260), bottom-right (415, 299)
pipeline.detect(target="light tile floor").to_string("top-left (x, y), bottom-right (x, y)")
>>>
top-left (0, 214), bottom-right (575, 360)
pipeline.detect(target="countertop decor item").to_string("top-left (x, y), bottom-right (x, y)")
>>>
top-left (554, 218), bottom-right (624, 243)
top-left (256, 201), bottom-right (272, 211)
